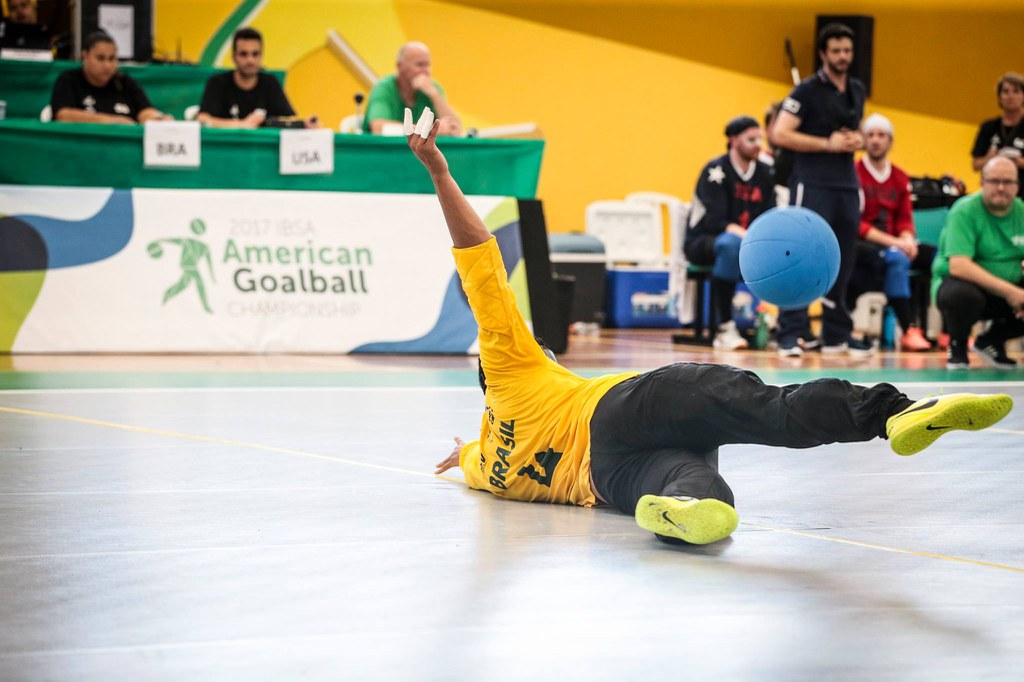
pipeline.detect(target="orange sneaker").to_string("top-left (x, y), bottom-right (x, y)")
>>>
top-left (900, 327), bottom-right (931, 352)
top-left (937, 332), bottom-right (950, 350)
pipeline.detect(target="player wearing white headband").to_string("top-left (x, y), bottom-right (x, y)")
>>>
top-left (850, 113), bottom-right (935, 352)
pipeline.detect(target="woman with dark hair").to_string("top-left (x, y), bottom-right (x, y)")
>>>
top-left (971, 72), bottom-right (1024, 199)
top-left (50, 31), bottom-right (169, 124)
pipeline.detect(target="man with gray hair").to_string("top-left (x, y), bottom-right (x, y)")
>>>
top-left (363, 42), bottom-right (461, 135)
top-left (851, 113), bottom-right (933, 351)
top-left (931, 156), bottom-right (1024, 369)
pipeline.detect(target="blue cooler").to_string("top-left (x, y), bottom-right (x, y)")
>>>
top-left (605, 268), bottom-right (680, 328)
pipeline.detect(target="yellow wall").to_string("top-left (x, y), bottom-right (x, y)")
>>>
top-left (448, 0), bottom-right (1024, 125)
top-left (154, 0), bottom-right (1020, 234)
top-left (153, 0), bottom-right (236, 62)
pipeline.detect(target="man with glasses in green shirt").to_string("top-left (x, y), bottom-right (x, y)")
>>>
top-left (932, 156), bottom-right (1024, 369)
top-left (363, 42), bottom-right (461, 136)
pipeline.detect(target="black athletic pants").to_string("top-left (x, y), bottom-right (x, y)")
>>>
top-left (936, 276), bottom-right (1024, 345)
top-left (588, 363), bottom-right (912, 515)
top-left (847, 242), bottom-right (937, 331)
top-left (777, 184), bottom-right (861, 346)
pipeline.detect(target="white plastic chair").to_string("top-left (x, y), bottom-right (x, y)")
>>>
top-left (584, 200), bottom-right (665, 266)
top-left (339, 114), bottom-right (363, 134)
top-left (625, 191), bottom-right (689, 259)
top-left (625, 192), bottom-right (697, 324)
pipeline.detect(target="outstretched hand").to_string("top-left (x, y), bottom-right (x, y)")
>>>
top-left (435, 436), bottom-right (464, 475)
top-left (406, 107), bottom-right (449, 178)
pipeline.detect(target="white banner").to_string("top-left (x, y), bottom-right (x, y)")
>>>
top-left (2, 186), bottom-right (521, 353)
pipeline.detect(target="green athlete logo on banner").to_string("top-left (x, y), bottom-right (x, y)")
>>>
top-left (148, 218), bottom-right (217, 313)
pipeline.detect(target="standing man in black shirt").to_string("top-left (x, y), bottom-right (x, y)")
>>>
top-left (684, 115), bottom-right (776, 350)
top-left (770, 22), bottom-right (871, 358)
top-left (50, 32), bottom-right (169, 124)
top-left (971, 72), bottom-right (1024, 200)
top-left (197, 27), bottom-right (317, 129)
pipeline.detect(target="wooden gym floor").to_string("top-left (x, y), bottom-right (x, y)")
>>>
top-left (1, 332), bottom-right (1022, 680)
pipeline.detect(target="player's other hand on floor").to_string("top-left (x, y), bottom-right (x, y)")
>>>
top-left (435, 436), bottom-right (464, 474)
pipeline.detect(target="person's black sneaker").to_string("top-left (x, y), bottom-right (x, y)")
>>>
top-left (973, 334), bottom-right (1017, 370)
top-left (946, 339), bottom-right (970, 370)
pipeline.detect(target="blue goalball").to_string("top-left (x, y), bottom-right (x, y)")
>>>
top-left (738, 207), bottom-right (840, 310)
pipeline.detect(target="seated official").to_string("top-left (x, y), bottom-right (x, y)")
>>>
top-left (197, 27), bottom-right (317, 129)
top-left (683, 116), bottom-right (776, 350)
top-left (931, 157), bottom-right (1024, 370)
top-left (849, 114), bottom-right (934, 351)
top-left (363, 41), bottom-right (460, 136)
top-left (50, 32), bottom-right (170, 125)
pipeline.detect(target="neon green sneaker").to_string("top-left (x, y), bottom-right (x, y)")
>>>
top-left (886, 393), bottom-right (1013, 456)
top-left (635, 495), bottom-right (738, 545)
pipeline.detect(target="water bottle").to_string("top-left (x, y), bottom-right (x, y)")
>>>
top-left (882, 307), bottom-right (896, 349)
top-left (754, 311), bottom-right (769, 350)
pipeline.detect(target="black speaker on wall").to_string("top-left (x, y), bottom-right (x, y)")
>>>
top-left (814, 14), bottom-right (874, 97)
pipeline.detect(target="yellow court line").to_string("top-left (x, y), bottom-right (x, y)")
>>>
top-left (989, 427), bottom-right (1024, 436)
top-left (0, 405), bottom-right (462, 483)
top-left (741, 521), bottom-right (1024, 574)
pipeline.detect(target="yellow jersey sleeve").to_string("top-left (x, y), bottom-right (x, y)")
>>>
top-left (452, 239), bottom-right (549, 389)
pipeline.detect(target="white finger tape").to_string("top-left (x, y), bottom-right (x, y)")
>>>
top-left (419, 110), bottom-right (434, 139)
top-left (415, 107), bottom-right (434, 138)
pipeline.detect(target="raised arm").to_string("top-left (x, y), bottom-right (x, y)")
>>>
top-left (406, 111), bottom-right (489, 248)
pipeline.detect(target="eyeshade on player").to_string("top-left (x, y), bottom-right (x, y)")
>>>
top-left (405, 108), bottom-right (1013, 547)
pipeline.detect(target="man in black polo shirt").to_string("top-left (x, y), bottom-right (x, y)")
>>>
top-left (770, 22), bottom-right (870, 358)
top-left (197, 27), bottom-right (317, 129)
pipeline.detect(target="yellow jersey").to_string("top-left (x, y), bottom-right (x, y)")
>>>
top-left (454, 239), bottom-right (637, 506)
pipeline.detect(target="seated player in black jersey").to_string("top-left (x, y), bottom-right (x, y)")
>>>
top-left (684, 116), bottom-right (776, 350)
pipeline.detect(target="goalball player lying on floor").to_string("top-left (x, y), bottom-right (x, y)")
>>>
top-left (405, 108), bottom-right (1014, 546)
